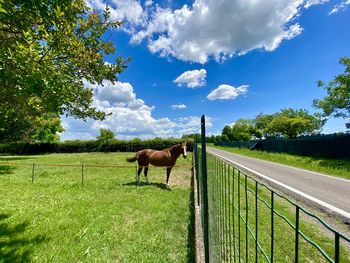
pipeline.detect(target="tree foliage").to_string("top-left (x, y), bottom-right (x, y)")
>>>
top-left (220, 109), bottom-right (323, 141)
top-left (255, 113), bottom-right (275, 138)
top-left (96, 128), bottom-right (116, 144)
top-left (0, 0), bottom-right (129, 142)
top-left (222, 119), bottom-right (262, 141)
top-left (30, 114), bottom-right (64, 143)
top-left (313, 57), bottom-right (350, 129)
top-left (222, 125), bottom-right (234, 140)
top-left (265, 108), bottom-right (323, 138)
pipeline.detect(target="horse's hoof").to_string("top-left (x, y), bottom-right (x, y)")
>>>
top-left (166, 183), bottom-right (170, 188)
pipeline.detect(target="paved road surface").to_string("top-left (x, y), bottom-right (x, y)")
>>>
top-left (207, 147), bottom-right (350, 222)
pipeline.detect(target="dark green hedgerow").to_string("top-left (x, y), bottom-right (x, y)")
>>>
top-left (0, 138), bottom-right (193, 155)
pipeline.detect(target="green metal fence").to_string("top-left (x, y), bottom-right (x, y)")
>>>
top-left (194, 115), bottom-right (350, 263)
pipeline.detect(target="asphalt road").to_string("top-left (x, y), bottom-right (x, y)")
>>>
top-left (207, 147), bottom-right (350, 222)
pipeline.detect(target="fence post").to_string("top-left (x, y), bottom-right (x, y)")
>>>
top-left (194, 135), bottom-right (200, 206)
top-left (295, 206), bottom-right (300, 263)
top-left (81, 164), bottom-right (84, 186)
top-left (32, 163), bottom-right (35, 183)
top-left (201, 115), bottom-right (210, 263)
top-left (335, 232), bottom-right (340, 263)
top-left (271, 191), bottom-right (274, 263)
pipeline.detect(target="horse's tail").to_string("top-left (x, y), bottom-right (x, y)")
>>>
top-left (126, 155), bottom-right (138, 162)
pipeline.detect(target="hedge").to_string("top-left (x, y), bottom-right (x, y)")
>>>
top-left (215, 133), bottom-right (350, 159)
top-left (0, 138), bottom-right (193, 155)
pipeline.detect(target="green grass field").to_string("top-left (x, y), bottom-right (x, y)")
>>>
top-left (209, 144), bottom-right (350, 180)
top-left (0, 153), bottom-right (194, 263)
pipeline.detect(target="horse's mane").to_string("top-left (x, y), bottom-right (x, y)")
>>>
top-left (168, 143), bottom-right (182, 152)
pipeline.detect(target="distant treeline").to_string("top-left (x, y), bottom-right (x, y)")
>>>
top-left (215, 133), bottom-right (350, 159)
top-left (0, 138), bottom-right (194, 155)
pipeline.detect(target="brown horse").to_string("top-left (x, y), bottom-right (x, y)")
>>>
top-left (126, 142), bottom-right (187, 187)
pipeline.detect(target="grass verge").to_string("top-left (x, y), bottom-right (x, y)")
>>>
top-left (209, 144), bottom-right (350, 180)
top-left (0, 153), bottom-right (194, 262)
top-left (206, 154), bottom-right (350, 263)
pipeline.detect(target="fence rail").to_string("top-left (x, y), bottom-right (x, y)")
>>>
top-left (194, 115), bottom-right (350, 263)
top-left (0, 160), bottom-right (192, 186)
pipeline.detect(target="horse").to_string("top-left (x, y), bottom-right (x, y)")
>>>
top-left (126, 142), bottom-right (187, 188)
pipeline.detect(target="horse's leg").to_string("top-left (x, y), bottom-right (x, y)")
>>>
top-left (144, 166), bottom-right (149, 183)
top-left (166, 167), bottom-right (173, 188)
top-left (137, 167), bottom-right (143, 185)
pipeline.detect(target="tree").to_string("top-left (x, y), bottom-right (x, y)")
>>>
top-left (182, 133), bottom-right (201, 140)
top-left (219, 134), bottom-right (229, 142)
top-left (231, 119), bottom-right (255, 141)
top-left (222, 125), bottom-right (234, 141)
top-left (255, 113), bottom-right (276, 138)
top-left (0, 0), bottom-right (129, 142)
top-left (266, 108), bottom-right (323, 138)
top-left (221, 119), bottom-right (262, 141)
top-left (97, 129), bottom-right (116, 144)
top-left (313, 57), bottom-right (350, 129)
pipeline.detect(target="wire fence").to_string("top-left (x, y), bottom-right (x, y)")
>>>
top-left (0, 160), bottom-right (192, 185)
top-left (195, 115), bottom-right (350, 263)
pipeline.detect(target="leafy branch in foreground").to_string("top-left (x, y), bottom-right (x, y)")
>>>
top-left (313, 57), bottom-right (350, 129)
top-left (0, 0), bottom-right (129, 142)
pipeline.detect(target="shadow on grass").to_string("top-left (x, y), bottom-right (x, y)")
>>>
top-left (0, 213), bottom-right (46, 262)
top-left (122, 181), bottom-right (171, 190)
top-left (0, 165), bottom-right (15, 175)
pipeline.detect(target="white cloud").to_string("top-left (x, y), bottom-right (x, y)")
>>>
top-left (85, 0), bottom-right (145, 26)
top-left (60, 80), bottom-right (213, 140)
top-left (131, 0), bottom-right (312, 63)
top-left (177, 116), bottom-right (213, 134)
top-left (60, 117), bottom-right (96, 141)
top-left (329, 0), bottom-right (350, 14)
top-left (171, 104), bottom-right (187, 110)
top-left (304, 0), bottom-right (329, 8)
top-left (85, 0), bottom-right (330, 63)
top-left (174, 69), bottom-right (207, 88)
top-left (90, 80), bottom-right (175, 136)
top-left (95, 81), bottom-right (136, 104)
top-left (145, 0), bottom-right (153, 7)
top-left (207, 84), bottom-right (248, 101)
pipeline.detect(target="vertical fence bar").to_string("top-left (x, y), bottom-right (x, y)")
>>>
top-left (81, 164), bottom-right (84, 186)
top-left (225, 162), bottom-right (228, 261)
top-left (232, 166), bottom-right (236, 263)
top-left (217, 158), bottom-right (220, 261)
top-left (228, 164), bottom-right (232, 262)
top-left (222, 161), bottom-right (225, 260)
top-left (335, 233), bottom-right (340, 263)
top-left (217, 159), bottom-right (220, 260)
top-left (215, 158), bottom-right (219, 257)
top-left (220, 160), bottom-right (223, 260)
top-left (238, 170), bottom-right (241, 261)
top-left (195, 136), bottom-right (200, 206)
top-left (223, 162), bottom-right (226, 261)
top-left (271, 191), bottom-right (274, 263)
top-left (31, 163), bottom-right (35, 183)
top-left (255, 181), bottom-right (258, 263)
top-left (245, 174), bottom-right (248, 262)
top-left (295, 206), bottom-right (300, 263)
top-left (135, 164), bottom-right (138, 187)
top-left (201, 115), bottom-right (210, 263)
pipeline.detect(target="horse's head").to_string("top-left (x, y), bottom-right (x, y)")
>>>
top-left (180, 142), bottom-right (187, 159)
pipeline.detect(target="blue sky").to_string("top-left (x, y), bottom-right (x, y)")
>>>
top-left (61, 0), bottom-right (350, 140)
